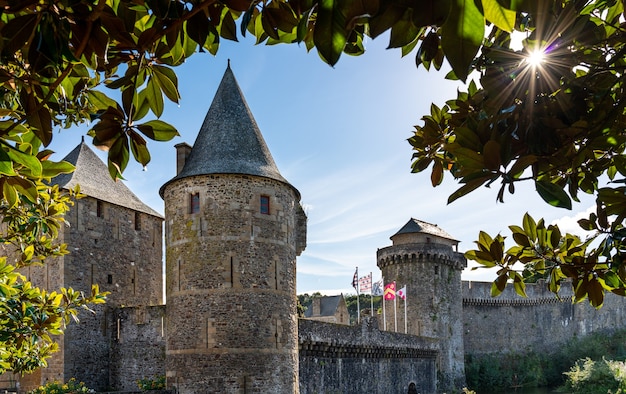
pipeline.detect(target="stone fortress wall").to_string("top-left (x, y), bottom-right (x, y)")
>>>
top-left (100, 280), bottom-right (626, 394)
top-left (463, 280), bottom-right (626, 356)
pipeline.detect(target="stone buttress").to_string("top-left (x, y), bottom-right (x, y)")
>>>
top-left (160, 64), bottom-right (307, 393)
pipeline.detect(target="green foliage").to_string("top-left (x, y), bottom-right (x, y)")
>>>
top-left (137, 375), bottom-right (166, 391)
top-left (344, 293), bottom-right (382, 323)
top-left (564, 358), bottom-right (626, 394)
top-left (466, 329), bottom-right (626, 392)
top-left (408, 0), bottom-right (626, 307)
top-left (28, 377), bottom-right (95, 394)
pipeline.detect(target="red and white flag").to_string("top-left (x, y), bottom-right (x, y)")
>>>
top-left (397, 286), bottom-right (406, 300)
top-left (359, 274), bottom-right (372, 293)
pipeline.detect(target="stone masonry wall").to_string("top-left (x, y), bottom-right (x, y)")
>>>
top-left (163, 174), bottom-right (302, 393)
top-left (62, 197), bottom-right (163, 392)
top-left (298, 317), bottom-right (438, 394)
top-left (463, 280), bottom-right (626, 356)
top-left (109, 306), bottom-right (166, 391)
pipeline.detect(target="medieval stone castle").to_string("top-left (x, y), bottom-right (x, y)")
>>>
top-left (9, 65), bottom-right (626, 393)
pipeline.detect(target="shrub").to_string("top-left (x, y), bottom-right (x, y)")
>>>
top-left (563, 358), bottom-right (626, 394)
top-left (28, 378), bottom-right (95, 394)
top-left (137, 375), bottom-right (166, 391)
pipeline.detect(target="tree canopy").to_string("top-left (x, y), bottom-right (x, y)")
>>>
top-left (0, 0), bottom-right (624, 373)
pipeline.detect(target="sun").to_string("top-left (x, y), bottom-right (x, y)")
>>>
top-left (526, 49), bottom-right (546, 67)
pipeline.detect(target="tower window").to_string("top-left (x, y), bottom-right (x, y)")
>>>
top-left (97, 200), bottom-right (103, 218)
top-left (189, 192), bottom-right (200, 214)
top-left (107, 274), bottom-right (113, 284)
top-left (260, 195), bottom-right (270, 215)
top-left (134, 212), bottom-right (141, 231)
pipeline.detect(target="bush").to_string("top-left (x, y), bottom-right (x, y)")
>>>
top-left (563, 357), bottom-right (626, 393)
top-left (466, 329), bottom-right (626, 392)
top-left (29, 378), bottom-right (95, 394)
top-left (137, 375), bottom-right (166, 391)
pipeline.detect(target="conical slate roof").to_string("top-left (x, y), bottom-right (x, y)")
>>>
top-left (52, 142), bottom-right (162, 218)
top-left (160, 64), bottom-right (295, 197)
top-left (391, 218), bottom-right (457, 241)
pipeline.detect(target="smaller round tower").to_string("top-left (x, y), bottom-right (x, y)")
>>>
top-left (377, 218), bottom-right (466, 391)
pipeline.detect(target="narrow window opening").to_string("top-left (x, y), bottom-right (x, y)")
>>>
top-left (177, 259), bottom-right (181, 292)
top-left (426, 237), bottom-right (431, 243)
top-left (107, 274), bottom-right (113, 284)
top-left (434, 266), bottom-right (439, 275)
top-left (97, 200), bottom-right (103, 218)
top-left (132, 268), bottom-right (136, 295)
top-left (274, 260), bottom-right (279, 290)
top-left (134, 212), bottom-right (141, 231)
top-left (189, 192), bottom-right (200, 214)
top-left (260, 195), bottom-right (270, 215)
top-left (230, 257), bottom-right (234, 287)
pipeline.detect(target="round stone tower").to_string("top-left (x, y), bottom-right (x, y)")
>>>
top-left (160, 64), bottom-right (307, 393)
top-left (377, 218), bottom-right (466, 391)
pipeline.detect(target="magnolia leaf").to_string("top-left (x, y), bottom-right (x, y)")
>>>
top-left (87, 90), bottom-right (118, 111)
top-left (41, 160), bottom-right (76, 179)
top-left (522, 213), bottom-right (537, 240)
top-left (512, 272), bottom-right (527, 297)
top-left (107, 134), bottom-right (129, 181)
top-left (388, 9), bottom-right (420, 49)
top-left (536, 180), bottom-right (572, 209)
top-left (2, 180), bottom-right (17, 208)
top-left (135, 120), bottom-right (180, 141)
top-left (491, 273), bottom-right (507, 296)
top-left (314, 0), bottom-right (348, 66)
top-left (431, 160), bottom-right (444, 186)
top-left (7, 148), bottom-right (42, 178)
top-left (483, 140), bottom-right (501, 170)
top-left (145, 77), bottom-right (165, 118)
top-left (0, 149), bottom-right (16, 176)
top-left (482, 0), bottom-right (516, 32)
top-left (152, 65), bottom-right (180, 104)
top-left (440, 0), bottom-right (484, 81)
top-left (6, 177), bottom-right (38, 203)
top-left (447, 177), bottom-right (488, 204)
top-left (129, 131), bottom-right (151, 167)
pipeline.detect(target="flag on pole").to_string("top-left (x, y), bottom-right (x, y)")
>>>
top-left (384, 282), bottom-right (396, 300)
top-left (372, 280), bottom-right (384, 296)
top-left (359, 274), bottom-right (372, 293)
top-left (351, 269), bottom-right (358, 290)
top-left (397, 286), bottom-right (407, 300)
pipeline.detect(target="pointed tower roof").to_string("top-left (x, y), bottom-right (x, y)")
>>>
top-left (391, 218), bottom-right (457, 242)
top-left (52, 141), bottom-right (162, 218)
top-left (160, 64), bottom-right (296, 197)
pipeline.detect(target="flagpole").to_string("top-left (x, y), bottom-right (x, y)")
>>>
top-left (370, 271), bottom-right (374, 317)
top-left (404, 284), bottom-right (408, 334)
top-left (382, 276), bottom-right (386, 331)
top-left (393, 280), bottom-right (397, 332)
top-left (356, 267), bottom-right (360, 324)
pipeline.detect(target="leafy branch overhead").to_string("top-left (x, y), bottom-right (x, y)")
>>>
top-left (0, 0), bottom-right (624, 373)
top-left (408, 1), bottom-right (626, 308)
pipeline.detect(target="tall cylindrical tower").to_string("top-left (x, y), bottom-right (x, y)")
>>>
top-left (377, 218), bottom-right (466, 391)
top-left (160, 65), bottom-right (306, 393)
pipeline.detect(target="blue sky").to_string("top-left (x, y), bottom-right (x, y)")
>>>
top-left (49, 34), bottom-right (598, 296)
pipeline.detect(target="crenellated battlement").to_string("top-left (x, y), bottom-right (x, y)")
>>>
top-left (377, 243), bottom-right (465, 270)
